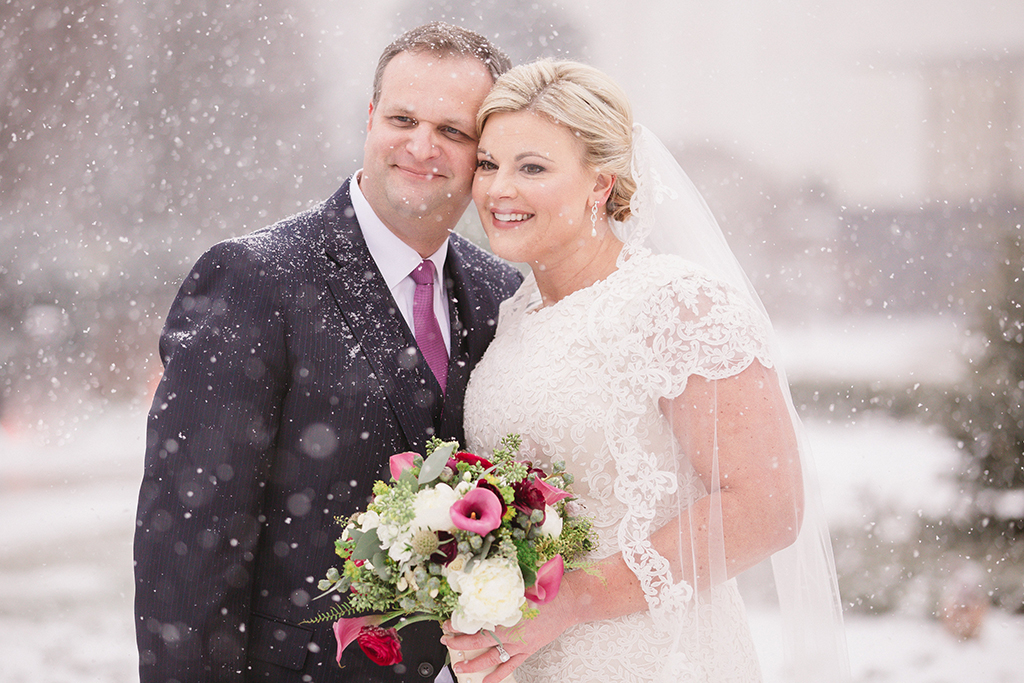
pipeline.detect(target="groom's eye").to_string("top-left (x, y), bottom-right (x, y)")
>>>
top-left (441, 125), bottom-right (467, 139)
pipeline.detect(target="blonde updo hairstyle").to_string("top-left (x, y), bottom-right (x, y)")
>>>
top-left (476, 60), bottom-right (636, 222)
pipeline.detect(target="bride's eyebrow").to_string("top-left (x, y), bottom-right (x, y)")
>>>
top-left (475, 149), bottom-right (554, 163)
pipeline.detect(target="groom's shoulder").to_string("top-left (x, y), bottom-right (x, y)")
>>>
top-left (203, 186), bottom-right (349, 275)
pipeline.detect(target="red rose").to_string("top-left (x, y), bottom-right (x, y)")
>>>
top-left (357, 625), bottom-right (403, 666)
top-left (454, 451), bottom-right (494, 469)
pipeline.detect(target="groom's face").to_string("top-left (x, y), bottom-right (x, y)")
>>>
top-left (360, 50), bottom-right (493, 254)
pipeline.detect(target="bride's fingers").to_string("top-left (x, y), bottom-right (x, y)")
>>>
top-left (451, 644), bottom-right (508, 673)
top-left (482, 655), bottom-right (524, 683)
top-left (440, 631), bottom-right (493, 651)
top-left (452, 651), bottom-right (520, 675)
top-left (452, 648), bottom-right (524, 681)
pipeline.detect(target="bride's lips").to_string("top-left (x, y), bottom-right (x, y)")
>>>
top-left (489, 210), bottom-right (533, 227)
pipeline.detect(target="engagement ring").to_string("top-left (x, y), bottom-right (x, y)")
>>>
top-left (496, 644), bottom-right (511, 663)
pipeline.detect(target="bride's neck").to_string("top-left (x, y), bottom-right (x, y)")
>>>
top-left (532, 235), bottom-right (623, 308)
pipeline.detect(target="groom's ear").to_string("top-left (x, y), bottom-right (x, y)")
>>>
top-left (366, 102), bottom-right (375, 131)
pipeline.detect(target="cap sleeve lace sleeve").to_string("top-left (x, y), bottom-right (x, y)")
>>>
top-left (631, 256), bottom-right (774, 401)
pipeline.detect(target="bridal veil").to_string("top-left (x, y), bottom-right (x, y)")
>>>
top-left (612, 124), bottom-right (851, 681)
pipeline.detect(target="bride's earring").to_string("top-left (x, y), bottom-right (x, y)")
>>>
top-left (590, 201), bottom-right (599, 237)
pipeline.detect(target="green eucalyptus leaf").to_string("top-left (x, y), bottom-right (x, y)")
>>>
top-left (418, 442), bottom-right (457, 485)
top-left (399, 466), bottom-right (419, 487)
top-left (351, 526), bottom-right (382, 561)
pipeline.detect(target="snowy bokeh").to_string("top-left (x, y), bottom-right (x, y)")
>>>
top-left (3, 0), bottom-right (1023, 681)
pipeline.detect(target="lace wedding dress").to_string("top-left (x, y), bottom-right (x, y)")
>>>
top-left (464, 251), bottom-right (773, 683)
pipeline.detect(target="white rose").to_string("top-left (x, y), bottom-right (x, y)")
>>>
top-left (444, 553), bottom-right (471, 576)
top-left (448, 557), bottom-right (525, 634)
top-left (412, 483), bottom-right (460, 532)
top-left (361, 510), bottom-right (380, 531)
top-left (539, 505), bottom-right (562, 538)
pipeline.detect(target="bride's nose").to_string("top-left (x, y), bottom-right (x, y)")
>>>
top-left (488, 169), bottom-right (517, 199)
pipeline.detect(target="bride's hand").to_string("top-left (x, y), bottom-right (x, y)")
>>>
top-left (441, 579), bottom-right (580, 683)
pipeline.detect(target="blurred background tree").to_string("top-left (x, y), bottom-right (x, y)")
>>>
top-left (953, 225), bottom-right (1024, 501)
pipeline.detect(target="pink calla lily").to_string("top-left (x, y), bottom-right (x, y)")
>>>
top-left (333, 615), bottom-right (383, 664)
top-left (534, 477), bottom-right (572, 506)
top-left (449, 486), bottom-right (503, 535)
top-left (389, 451), bottom-right (418, 481)
top-left (524, 554), bottom-right (565, 605)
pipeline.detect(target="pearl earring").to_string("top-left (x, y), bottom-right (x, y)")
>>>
top-left (590, 202), bottom-right (599, 237)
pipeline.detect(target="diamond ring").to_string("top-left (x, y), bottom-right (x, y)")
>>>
top-left (496, 644), bottom-right (511, 663)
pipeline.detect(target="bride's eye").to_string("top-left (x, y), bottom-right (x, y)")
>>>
top-left (476, 159), bottom-right (497, 171)
top-left (522, 163), bottom-right (545, 175)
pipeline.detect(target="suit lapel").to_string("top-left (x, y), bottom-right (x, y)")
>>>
top-left (319, 182), bottom-right (441, 452)
top-left (437, 237), bottom-right (478, 444)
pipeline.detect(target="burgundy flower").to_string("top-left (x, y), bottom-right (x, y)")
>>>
top-left (512, 479), bottom-right (546, 517)
top-left (450, 487), bottom-right (503, 535)
top-left (431, 531), bottom-right (458, 565)
top-left (524, 555), bottom-right (565, 605)
top-left (357, 625), bottom-right (403, 666)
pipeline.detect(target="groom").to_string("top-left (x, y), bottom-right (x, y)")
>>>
top-left (133, 22), bottom-right (520, 683)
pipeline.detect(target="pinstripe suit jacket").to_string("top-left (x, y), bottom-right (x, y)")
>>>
top-left (134, 180), bottom-right (522, 683)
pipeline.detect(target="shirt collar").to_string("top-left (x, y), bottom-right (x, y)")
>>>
top-left (351, 171), bottom-right (449, 289)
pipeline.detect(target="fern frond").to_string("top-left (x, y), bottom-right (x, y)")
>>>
top-left (299, 601), bottom-right (362, 626)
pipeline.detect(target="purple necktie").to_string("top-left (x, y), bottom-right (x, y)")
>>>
top-left (409, 259), bottom-right (448, 392)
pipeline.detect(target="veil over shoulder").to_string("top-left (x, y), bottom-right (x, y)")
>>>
top-left (614, 124), bottom-right (850, 681)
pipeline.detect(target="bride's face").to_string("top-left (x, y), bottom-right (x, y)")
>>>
top-left (473, 110), bottom-right (603, 266)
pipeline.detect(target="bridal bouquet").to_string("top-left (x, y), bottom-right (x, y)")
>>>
top-left (305, 434), bottom-right (595, 670)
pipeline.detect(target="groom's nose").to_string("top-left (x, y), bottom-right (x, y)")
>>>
top-left (405, 126), bottom-right (441, 161)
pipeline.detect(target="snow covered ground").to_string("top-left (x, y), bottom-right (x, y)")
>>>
top-left (1, 315), bottom-right (1021, 683)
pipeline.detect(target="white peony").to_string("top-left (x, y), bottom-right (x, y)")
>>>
top-left (412, 483), bottom-right (460, 532)
top-left (447, 557), bottom-right (526, 633)
top-left (538, 505), bottom-right (562, 538)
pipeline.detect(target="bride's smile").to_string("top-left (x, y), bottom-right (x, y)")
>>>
top-left (473, 110), bottom-right (613, 269)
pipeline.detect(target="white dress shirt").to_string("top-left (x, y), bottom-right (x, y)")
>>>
top-left (350, 172), bottom-right (451, 353)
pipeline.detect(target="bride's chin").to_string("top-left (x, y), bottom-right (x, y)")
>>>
top-left (482, 233), bottom-right (525, 263)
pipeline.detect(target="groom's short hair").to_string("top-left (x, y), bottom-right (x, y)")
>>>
top-left (371, 22), bottom-right (511, 106)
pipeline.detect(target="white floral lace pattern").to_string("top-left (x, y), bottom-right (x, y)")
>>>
top-left (464, 253), bottom-right (771, 682)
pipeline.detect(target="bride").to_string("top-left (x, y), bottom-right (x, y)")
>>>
top-left (442, 60), bottom-right (849, 682)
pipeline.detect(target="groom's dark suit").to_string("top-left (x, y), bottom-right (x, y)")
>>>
top-left (134, 179), bottom-right (521, 683)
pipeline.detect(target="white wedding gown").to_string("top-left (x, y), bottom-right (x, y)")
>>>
top-left (464, 252), bottom-right (773, 683)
